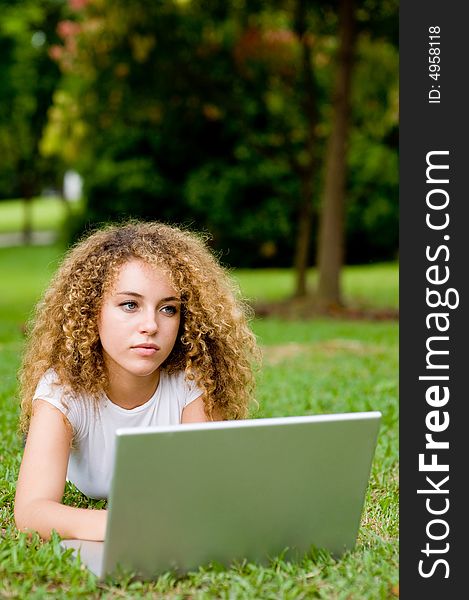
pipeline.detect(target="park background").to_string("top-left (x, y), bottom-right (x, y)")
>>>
top-left (0, 0), bottom-right (398, 598)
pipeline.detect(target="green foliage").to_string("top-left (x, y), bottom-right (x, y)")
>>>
top-left (346, 31), bottom-right (399, 263)
top-left (0, 1), bottom-right (399, 267)
top-left (0, 0), bottom-right (64, 199)
top-left (0, 243), bottom-right (398, 597)
top-left (84, 158), bottom-right (169, 220)
top-left (185, 160), bottom-right (298, 266)
top-left (36, 0), bottom-right (398, 268)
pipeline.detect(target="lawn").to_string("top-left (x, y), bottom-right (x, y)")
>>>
top-left (0, 197), bottom-right (82, 234)
top-left (0, 243), bottom-right (398, 599)
top-left (234, 263), bottom-right (398, 309)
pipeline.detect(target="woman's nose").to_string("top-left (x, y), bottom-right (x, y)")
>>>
top-left (139, 311), bottom-right (158, 334)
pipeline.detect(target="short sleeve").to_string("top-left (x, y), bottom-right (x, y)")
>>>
top-left (33, 369), bottom-right (85, 440)
top-left (182, 373), bottom-right (204, 407)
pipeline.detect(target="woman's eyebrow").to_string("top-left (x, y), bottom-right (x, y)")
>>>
top-left (116, 291), bottom-right (144, 298)
top-left (116, 291), bottom-right (181, 302)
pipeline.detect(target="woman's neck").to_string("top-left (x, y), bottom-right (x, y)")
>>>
top-left (105, 370), bottom-right (161, 410)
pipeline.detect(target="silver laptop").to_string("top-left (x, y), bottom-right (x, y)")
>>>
top-left (61, 411), bottom-right (381, 579)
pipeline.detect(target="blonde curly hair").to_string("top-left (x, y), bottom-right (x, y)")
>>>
top-left (19, 221), bottom-right (260, 432)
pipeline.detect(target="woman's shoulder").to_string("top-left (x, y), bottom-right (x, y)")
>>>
top-left (34, 368), bottom-right (62, 396)
top-left (34, 368), bottom-right (84, 408)
top-left (160, 369), bottom-right (203, 405)
top-left (33, 368), bottom-right (91, 438)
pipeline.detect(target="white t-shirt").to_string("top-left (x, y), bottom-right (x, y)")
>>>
top-left (33, 368), bottom-right (202, 499)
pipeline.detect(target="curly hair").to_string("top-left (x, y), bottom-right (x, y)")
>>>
top-left (19, 221), bottom-right (261, 432)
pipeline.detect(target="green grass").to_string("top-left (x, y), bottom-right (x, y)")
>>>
top-left (235, 262), bottom-right (398, 309)
top-left (0, 197), bottom-right (84, 234)
top-left (0, 245), bottom-right (398, 598)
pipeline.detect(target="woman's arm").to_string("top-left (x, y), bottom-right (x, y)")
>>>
top-left (14, 399), bottom-right (107, 541)
top-left (181, 395), bottom-right (209, 423)
top-left (182, 395), bottom-right (224, 422)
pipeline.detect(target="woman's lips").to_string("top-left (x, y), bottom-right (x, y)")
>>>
top-left (131, 345), bottom-right (159, 356)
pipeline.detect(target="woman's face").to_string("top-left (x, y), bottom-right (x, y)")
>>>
top-left (98, 259), bottom-right (181, 386)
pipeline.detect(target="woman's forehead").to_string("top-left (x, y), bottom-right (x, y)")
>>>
top-left (108, 259), bottom-right (178, 294)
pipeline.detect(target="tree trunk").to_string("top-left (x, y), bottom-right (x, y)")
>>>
top-left (293, 174), bottom-right (314, 297)
top-left (292, 0), bottom-right (318, 298)
top-left (316, 0), bottom-right (356, 308)
top-left (22, 197), bottom-right (33, 245)
top-left (19, 162), bottom-right (37, 246)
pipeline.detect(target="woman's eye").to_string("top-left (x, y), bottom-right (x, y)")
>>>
top-left (161, 305), bottom-right (177, 316)
top-left (120, 301), bottom-right (137, 311)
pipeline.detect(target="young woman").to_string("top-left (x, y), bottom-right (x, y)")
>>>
top-left (15, 221), bottom-right (260, 541)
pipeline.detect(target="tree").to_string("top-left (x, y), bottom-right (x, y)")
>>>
top-left (0, 0), bottom-right (63, 242)
top-left (291, 0), bottom-right (320, 298)
top-left (316, 0), bottom-right (356, 308)
top-left (42, 0), bottom-right (398, 280)
top-left (43, 0), bottom-right (317, 265)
